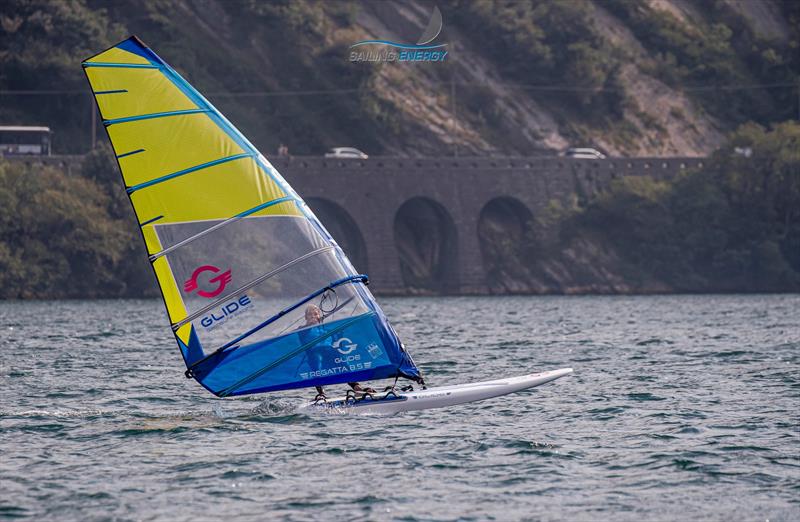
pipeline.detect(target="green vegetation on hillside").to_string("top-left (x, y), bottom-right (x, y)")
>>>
top-left (605, 0), bottom-right (800, 125)
top-left (0, 0), bottom-right (392, 154)
top-left (445, 0), bottom-right (628, 119)
top-left (519, 122), bottom-right (800, 292)
top-left (2, 0), bottom-right (796, 155)
top-left (444, 0), bottom-right (798, 147)
top-left (0, 0), bottom-right (125, 153)
top-left (0, 148), bottom-right (155, 298)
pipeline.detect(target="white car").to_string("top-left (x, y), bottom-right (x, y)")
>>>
top-left (324, 147), bottom-right (368, 159)
top-left (564, 147), bottom-right (606, 159)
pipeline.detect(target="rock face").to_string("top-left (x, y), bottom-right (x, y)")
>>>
top-left (89, 0), bottom-right (790, 159)
top-left (5, 0), bottom-right (792, 156)
top-left (351, 0), bottom-right (728, 158)
top-left (323, 0), bottom-right (789, 158)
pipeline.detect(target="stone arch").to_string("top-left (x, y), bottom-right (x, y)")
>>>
top-left (477, 197), bottom-right (534, 293)
top-left (393, 197), bottom-right (459, 294)
top-left (306, 197), bottom-right (368, 273)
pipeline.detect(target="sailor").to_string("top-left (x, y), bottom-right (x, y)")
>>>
top-left (301, 304), bottom-right (374, 399)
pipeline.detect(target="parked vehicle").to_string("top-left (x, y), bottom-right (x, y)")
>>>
top-left (0, 126), bottom-right (52, 155)
top-left (324, 147), bottom-right (368, 159)
top-left (564, 147), bottom-right (606, 159)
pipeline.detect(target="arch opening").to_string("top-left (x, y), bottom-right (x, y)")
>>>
top-left (478, 197), bottom-right (534, 293)
top-left (393, 197), bottom-right (458, 294)
top-left (306, 198), bottom-right (368, 274)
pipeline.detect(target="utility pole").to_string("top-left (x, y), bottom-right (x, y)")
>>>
top-left (451, 73), bottom-right (457, 157)
top-left (450, 44), bottom-right (458, 158)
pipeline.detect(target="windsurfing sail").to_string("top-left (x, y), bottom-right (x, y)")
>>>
top-left (82, 36), bottom-right (423, 397)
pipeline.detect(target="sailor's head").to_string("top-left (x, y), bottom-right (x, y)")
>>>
top-left (304, 304), bottom-right (322, 324)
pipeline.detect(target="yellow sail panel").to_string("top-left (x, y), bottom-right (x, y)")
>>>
top-left (130, 157), bottom-right (288, 223)
top-left (142, 226), bottom-right (188, 330)
top-left (152, 255), bottom-right (189, 328)
top-left (84, 47), bottom-right (151, 65)
top-left (86, 67), bottom-right (197, 120)
top-left (175, 324), bottom-right (193, 345)
top-left (141, 223), bottom-right (164, 255)
top-left (108, 114), bottom-right (245, 187)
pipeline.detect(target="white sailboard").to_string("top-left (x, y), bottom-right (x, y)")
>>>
top-left (302, 369), bottom-right (573, 415)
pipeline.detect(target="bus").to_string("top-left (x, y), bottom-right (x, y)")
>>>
top-left (0, 126), bottom-right (52, 156)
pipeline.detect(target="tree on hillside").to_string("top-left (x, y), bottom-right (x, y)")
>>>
top-left (0, 0), bottom-right (126, 153)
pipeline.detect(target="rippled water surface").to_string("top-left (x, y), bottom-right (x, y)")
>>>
top-left (1, 296), bottom-right (798, 521)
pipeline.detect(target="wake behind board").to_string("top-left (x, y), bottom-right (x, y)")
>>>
top-left (301, 368), bottom-right (573, 415)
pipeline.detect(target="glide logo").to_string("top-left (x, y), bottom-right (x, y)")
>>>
top-left (333, 337), bottom-right (360, 365)
top-left (184, 265), bottom-right (232, 298)
top-left (333, 337), bottom-right (358, 355)
top-left (199, 295), bottom-right (252, 330)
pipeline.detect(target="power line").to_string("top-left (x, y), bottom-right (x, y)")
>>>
top-left (207, 88), bottom-right (362, 97)
top-left (488, 81), bottom-right (798, 93)
top-left (0, 82), bottom-right (796, 97)
top-left (0, 88), bottom-right (364, 96)
top-left (0, 89), bottom-right (87, 94)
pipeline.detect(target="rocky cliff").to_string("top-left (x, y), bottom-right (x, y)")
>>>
top-left (2, 0), bottom-right (796, 156)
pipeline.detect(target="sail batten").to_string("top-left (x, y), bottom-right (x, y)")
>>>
top-left (105, 108), bottom-right (210, 126)
top-left (127, 152), bottom-right (255, 194)
top-left (82, 36), bottom-right (423, 396)
top-left (83, 62), bottom-right (160, 69)
top-left (117, 148), bottom-right (145, 159)
top-left (139, 214), bottom-right (164, 227)
top-left (150, 195), bottom-right (297, 261)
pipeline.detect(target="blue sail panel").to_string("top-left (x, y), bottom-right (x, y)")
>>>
top-left (194, 313), bottom-right (407, 396)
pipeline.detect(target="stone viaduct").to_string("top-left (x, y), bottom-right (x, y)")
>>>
top-left (10, 154), bottom-right (706, 294)
top-left (271, 156), bottom-right (707, 295)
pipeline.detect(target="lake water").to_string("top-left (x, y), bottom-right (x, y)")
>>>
top-left (1, 295), bottom-right (798, 521)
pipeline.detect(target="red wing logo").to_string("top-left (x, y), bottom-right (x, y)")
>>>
top-left (183, 265), bottom-right (232, 298)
